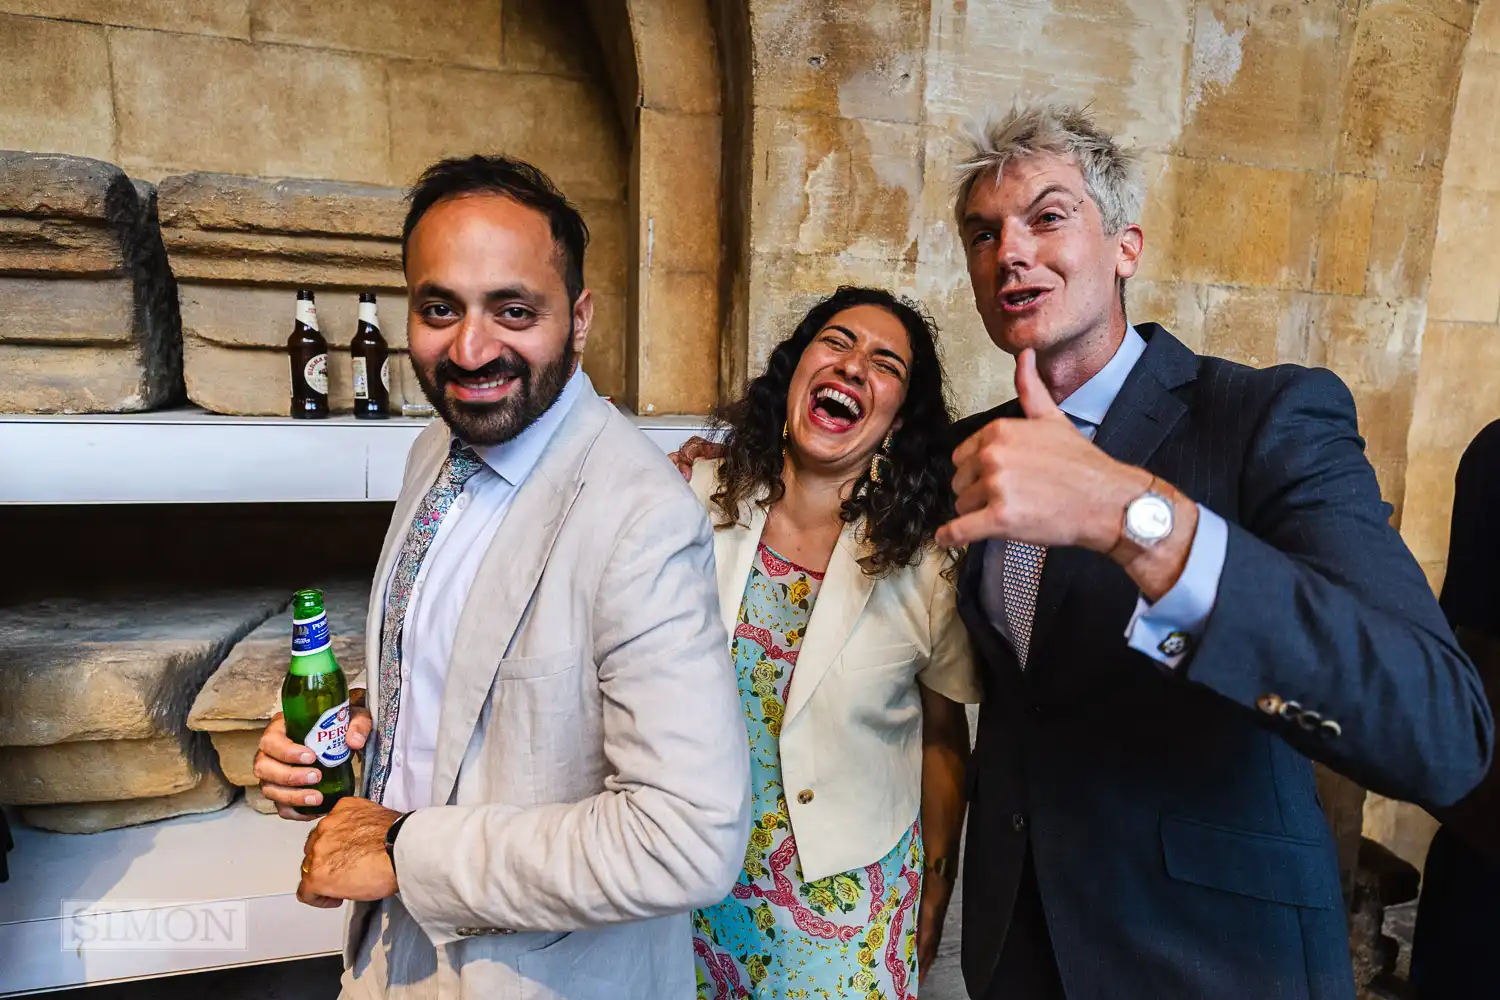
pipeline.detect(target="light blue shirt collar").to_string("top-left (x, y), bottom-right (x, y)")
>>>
top-left (1058, 325), bottom-right (1147, 429)
top-left (463, 366), bottom-right (591, 487)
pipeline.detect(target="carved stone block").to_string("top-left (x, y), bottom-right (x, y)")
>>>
top-left (0, 150), bottom-right (182, 412)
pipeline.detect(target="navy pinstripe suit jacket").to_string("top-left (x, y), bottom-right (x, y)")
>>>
top-left (955, 324), bottom-right (1494, 1000)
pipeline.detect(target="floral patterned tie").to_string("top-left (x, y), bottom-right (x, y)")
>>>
top-left (365, 439), bottom-right (485, 805)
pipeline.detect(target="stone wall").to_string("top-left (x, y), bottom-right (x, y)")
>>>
top-left (726, 0), bottom-right (1474, 523)
top-left (0, 0), bottom-right (632, 399)
top-left (1369, 0), bottom-right (1500, 881)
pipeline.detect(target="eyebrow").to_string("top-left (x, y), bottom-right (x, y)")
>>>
top-left (825, 324), bottom-right (910, 373)
top-left (961, 183), bottom-right (1080, 229)
top-left (412, 281), bottom-right (541, 304)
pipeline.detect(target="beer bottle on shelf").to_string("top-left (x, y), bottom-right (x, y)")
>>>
top-left (282, 589), bottom-right (355, 815)
top-left (288, 289), bottom-right (329, 419)
top-left (350, 291), bottom-right (391, 420)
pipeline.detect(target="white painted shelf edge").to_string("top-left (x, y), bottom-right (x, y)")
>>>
top-left (0, 802), bottom-right (345, 996)
top-left (0, 407), bottom-right (712, 504)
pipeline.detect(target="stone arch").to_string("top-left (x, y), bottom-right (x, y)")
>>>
top-left (584, 0), bottom-right (727, 416)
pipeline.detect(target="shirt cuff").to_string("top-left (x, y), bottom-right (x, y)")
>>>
top-left (1124, 504), bottom-right (1228, 669)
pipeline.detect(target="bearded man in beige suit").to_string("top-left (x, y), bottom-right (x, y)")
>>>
top-left (253, 155), bottom-right (751, 1000)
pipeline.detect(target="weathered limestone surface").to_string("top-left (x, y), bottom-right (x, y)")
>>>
top-left (0, 737), bottom-right (200, 805)
top-left (0, 590), bottom-right (288, 747)
top-left (0, 14), bottom-right (114, 161)
top-left (0, 1), bottom-right (250, 38)
top-left (189, 581), bottom-right (369, 733)
top-left (19, 770), bottom-right (237, 834)
top-left (244, 784), bottom-right (279, 815)
top-left (0, 150), bottom-right (182, 412)
top-left (158, 172), bottom-right (411, 416)
top-left (211, 730), bottom-right (263, 787)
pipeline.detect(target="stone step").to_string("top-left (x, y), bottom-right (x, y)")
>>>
top-left (0, 589), bottom-right (290, 748)
top-left (0, 736), bottom-right (200, 806)
top-left (18, 771), bottom-right (237, 834)
top-left (189, 580), bottom-right (369, 734)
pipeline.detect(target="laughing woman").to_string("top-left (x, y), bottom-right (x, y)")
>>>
top-left (687, 286), bottom-right (979, 999)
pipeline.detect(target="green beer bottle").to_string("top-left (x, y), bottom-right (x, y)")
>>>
top-left (282, 589), bottom-right (355, 816)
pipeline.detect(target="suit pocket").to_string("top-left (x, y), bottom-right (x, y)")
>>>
top-left (1160, 815), bottom-right (1342, 910)
top-left (497, 646), bottom-right (581, 681)
top-left (840, 642), bottom-right (919, 672)
top-left (515, 930), bottom-right (634, 999)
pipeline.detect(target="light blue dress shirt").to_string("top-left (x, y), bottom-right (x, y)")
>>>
top-left (981, 327), bottom-right (1228, 669)
top-left (379, 367), bottom-right (589, 812)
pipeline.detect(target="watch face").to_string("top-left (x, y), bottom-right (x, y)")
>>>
top-left (1127, 494), bottom-right (1174, 541)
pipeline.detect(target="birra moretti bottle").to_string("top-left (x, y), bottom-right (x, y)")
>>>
top-left (282, 589), bottom-right (354, 815)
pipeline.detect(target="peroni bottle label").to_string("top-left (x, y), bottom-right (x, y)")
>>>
top-left (304, 700), bottom-right (351, 767)
top-left (291, 611), bottom-right (331, 655)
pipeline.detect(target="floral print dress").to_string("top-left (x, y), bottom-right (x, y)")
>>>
top-left (693, 542), bottom-right (924, 1000)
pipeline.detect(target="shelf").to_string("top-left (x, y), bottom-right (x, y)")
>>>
top-left (0, 407), bottom-right (710, 504)
top-left (0, 801), bottom-right (344, 996)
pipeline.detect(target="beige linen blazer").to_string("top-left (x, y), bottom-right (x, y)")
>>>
top-left (688, 459), bottom-right (980, 883)
top-left (340, 392), bottom-right (751, 1000)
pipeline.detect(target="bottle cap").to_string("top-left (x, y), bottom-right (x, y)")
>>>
top-left (359, 291), bottom-right (377, 303)
top-left (296, 289), bottom-right (315, 301)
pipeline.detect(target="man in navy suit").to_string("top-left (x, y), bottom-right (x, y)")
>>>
top-left (935, 103), bottom-right (1495, 999)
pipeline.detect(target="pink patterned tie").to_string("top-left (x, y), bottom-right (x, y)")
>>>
top-left (1002, 541), bottom-right (1047, 668)
top-left (365, 440), bottom-right (485, 805)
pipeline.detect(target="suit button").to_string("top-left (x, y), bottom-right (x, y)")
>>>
top-left (1295, 708), bottom-right (1323, 732)
top-left (1012, 812), bottom-right (1027, 832)
top-left (797, 789), bottom-right (814, 805)
top-left (1256, 693), bottom-right (1283, 715)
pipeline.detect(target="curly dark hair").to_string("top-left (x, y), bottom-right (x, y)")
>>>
top-left (709, 286), bottom-right (956, 577)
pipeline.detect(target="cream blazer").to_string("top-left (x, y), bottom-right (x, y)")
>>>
top-left (339, 395), bottom-right (751, 1000)
top-left (689, 459), bottom-right (981, 883)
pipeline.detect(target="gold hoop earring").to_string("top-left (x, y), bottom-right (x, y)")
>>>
top-left (868, 431), bottom-right (894, 484)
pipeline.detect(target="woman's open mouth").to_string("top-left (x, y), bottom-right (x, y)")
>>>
top-left (808, 384), bottom-right (864, 433)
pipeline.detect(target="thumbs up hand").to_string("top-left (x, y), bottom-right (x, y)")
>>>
top-left (935, 349), bottom-right (1151, 551)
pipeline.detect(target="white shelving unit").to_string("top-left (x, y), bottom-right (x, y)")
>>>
top-left (0, 407), bottom-right (710, 504)
top-left (0, 404), bottom-right (710, 995)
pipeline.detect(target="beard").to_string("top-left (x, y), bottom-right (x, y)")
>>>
top-left (413, 338), bottom-right (575, 447)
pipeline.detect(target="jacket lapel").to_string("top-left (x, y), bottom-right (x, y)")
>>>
top-left (716, 502), bottom-right (768, 639)
top-left (427, 393), bottom-right (610, 807)
top-left (783, 523), bottom-right (875, 727)
top-left (1026, 324), bottom-right (1197, 667)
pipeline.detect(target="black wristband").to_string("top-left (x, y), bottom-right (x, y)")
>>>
top-left (384, 811), bottom-right (412, 873)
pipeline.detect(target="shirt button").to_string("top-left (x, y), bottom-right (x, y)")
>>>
top-left (393, 749), bottom-right (404, 766)
top-left (455, 495), bottom-right (469, 511)
top-left (796, 789), bottom-right (814, 805)
top-left (1012, 813), bottom-right (1027, 832)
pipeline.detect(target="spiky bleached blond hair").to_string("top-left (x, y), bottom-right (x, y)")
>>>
top-left (952, 103), bottom-right (1145, 235)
